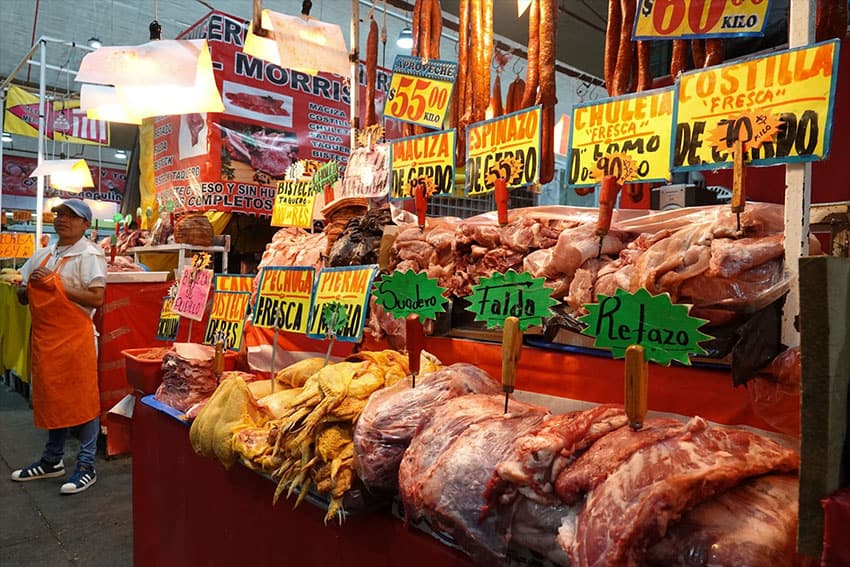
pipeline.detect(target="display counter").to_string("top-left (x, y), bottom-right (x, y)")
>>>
top-left (0, 283), bottom-right (31, 380)
top-left (132, 398), bottom-right (472, 567)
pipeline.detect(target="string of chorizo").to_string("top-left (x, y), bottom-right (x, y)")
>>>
top-left (636, 41), bottom-right (651, 91)
top-left (536, 0), bottom-right (557, 184)
top-left (612, 0), bottom-right (635, 95)
top-left (670, 39), bottom-right (688, 78)
top-left (691, 39), bottom-right (706, 68)
top-left (364, 17), bottom-right (379, 127)
top-left (704, 39), bottom-right (724, 67)
top-left (520, 0), bottom-right (540, 108)
top-left (604, 0), bottom-right (622, 93)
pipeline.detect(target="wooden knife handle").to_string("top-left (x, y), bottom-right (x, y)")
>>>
top-left (406, 313), bottom-right (424, 375)
top-left (731, 138), bottom-right (745, 213)
top-left (495, 177), bottom-right (509, 226)
top-left (414, 183), bottom-right (427, 229)
top-left (502, 316), bottom-right (522, 393)
top-left (624, 344), bottom-right (648, 430)
top-left (596, 174), bottom-right (620, 235)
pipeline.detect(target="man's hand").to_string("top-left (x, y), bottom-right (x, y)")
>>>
top-left (29, 267), bottom-right (53, 281)
top-left (16, 286), bottom-right (28, 305)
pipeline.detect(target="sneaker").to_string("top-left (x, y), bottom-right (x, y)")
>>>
top-left (11, 459), bottom-right (65, 481)
top-left (60, 465), bottom-right (97, 494)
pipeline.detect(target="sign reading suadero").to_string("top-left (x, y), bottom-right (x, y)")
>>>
top-left (202, 290), bottom-right (251, 351)
top-left (673, 40), bottom-right (839, 171)
top-left (156, 296), bottom-right (181, 341)
top-left (579, 288), bottom-right (712, 366)
top-left (373, 269), bottom-right (448, 320)
top-left (466, 106), bottom-right (541, 196)
top-left (306, 265), bottom-right (378, 342)
top-left (0, 232), bottom-right (35, 259)
top-left (466, 270), bottom-right (557, 331)
top-left (385, 56), bottom-right (457, 129)
top-left (569, 87), bottom-right (674, 187)
top-left (633, 0), bottom-right (772, 39)
top-left (271, 180), bottom-right (317, 228)
top-left (390, 130), bottom-right (456, 199)
top-left (253, 266), bottom-right (315, 333)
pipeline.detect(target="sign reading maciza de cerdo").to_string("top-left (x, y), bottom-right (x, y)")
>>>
top-left (390, 129), bottom-right (456, 200)
top-left (673, 39), bottom-right (840, 172)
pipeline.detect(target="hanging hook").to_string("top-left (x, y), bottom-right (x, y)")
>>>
top-left (512, 57), bottom-right (524, 77)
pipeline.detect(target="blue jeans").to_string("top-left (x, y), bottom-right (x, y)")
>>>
top-left (42, 417), bottom-right (99, 468)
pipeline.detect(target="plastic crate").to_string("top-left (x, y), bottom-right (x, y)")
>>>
top-left (122, 348), bottom-right (238, 394)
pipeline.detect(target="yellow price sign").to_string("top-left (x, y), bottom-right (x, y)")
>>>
top-left (466, 106), bottom-right (541, 196)
top-left (569, 87), bottom-right (674, 187)
top-left (0, 232), bottom-right (34, 259)
top-left (156, 296), bottom-right (180, 341)
top-left (673, 40), bottom-right (839, 171)
top-left (253, 266), bottom-right (315, 333)
top-left (202, 291), bottom-right (251, 351)
top-left (271, 180), bottom-right (316, 228)
top-left (390, 130), bottom-right (456, 199)
top-left (384, 55), bottom-right (457, 129)
top-left (306, 265), bottom-right (378, 342)
top-left (633, 0), bottom-right (772, 39)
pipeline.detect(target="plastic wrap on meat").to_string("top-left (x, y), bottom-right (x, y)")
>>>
top-left (565, 416), bottom-right (799, 566)
top-left (554, 418), bottom-right (685, 504)
top-left (646, 475), bottom-right (801, 567)
top-left (353, 364), bottom-right (499, 490)
top-left (398, 395), bottom-right (549, 564)
top-left (512, 498), bottom-right (574, 566)
top-left (339, 144), bottom-right (390, 198)
top-left (154, 350), bottom-right (217, 412)
top-left (487, 405), bottom-right (627, 507)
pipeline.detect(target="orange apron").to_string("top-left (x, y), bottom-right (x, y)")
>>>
top-left (28, 255), bottom-right (100, 429)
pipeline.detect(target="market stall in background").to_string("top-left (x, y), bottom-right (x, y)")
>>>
top-left (1, 0), bottom-right (849, 565)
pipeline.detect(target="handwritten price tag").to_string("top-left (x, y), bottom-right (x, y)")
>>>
top-left (306, 265), bottom-right (378, 342)
top-left (155, 296), bottom-right (180, 341)
top-left (390, 130), bottom-right (456, 199)
top-left (706, 109), bottom-right (783, 154)
top-left (591, 152), bottom-right (639, 185)
top-left (202, 291), bottom-right (251, 351)
top-left (0, 233), bottom-right (35, 259)
top-left (253, 266), bottom-right (315, 333)
top-left (271, 180), bottom-right (316, 229)
top-left (633, 0), bottom-right (772, 39)
top-left (466, 270), bottom-right (557, 331)
top-left (374, 269), bottom-right (448, 320)
top-left (384, 55), bottom-right (457, 129)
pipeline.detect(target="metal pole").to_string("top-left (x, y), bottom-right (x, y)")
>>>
top-left (0, 88), bottom-right (5, 233)
top-left (781, 0), bottom-right (815, 347)
top-left (350, 0), bottom-right (360, 149)
top-left (36, 39), bottom-right (47, 250)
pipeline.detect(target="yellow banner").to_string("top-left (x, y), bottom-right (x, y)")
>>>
top-left (673, 40), bottom-right (839, 171)
top-left (569, 87), bottom-right (674, 187)
top-left (203, 291), bottom-right (251, 350)
top-left (384, 55), bottom-right (457, 129)
top-left (3, 86), bottom-right (109, 145)
top-left (253, 266), bottom-right (315, 333)
top-left (466, 106), bottom-right (541, 196)
top-left (390, 130), bottom-right (456, 199)
top-left (633, 0), bottom-right (771, 39)
top-left (271, 180), bottom-right (316, 228)
top-left (0, 232), bottom-right (35, 259)
top-left (306, 266), bottom-right (378, 342)
top-left (155, 296), bottom-right (180, 341)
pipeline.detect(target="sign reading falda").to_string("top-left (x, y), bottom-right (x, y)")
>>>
top-left (153, 10), bottom-right (396, 217)
top-left (1, 155), bottom-right (126, 203)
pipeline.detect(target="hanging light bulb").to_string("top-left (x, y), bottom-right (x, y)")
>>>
top-left (87, 37), bottom-right (102, 49)
top-left (396, 27), bottom-right (413, 49)
top-left (30, 159), bottom-right (95, 192)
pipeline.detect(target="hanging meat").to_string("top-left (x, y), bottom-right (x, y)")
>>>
top-left (364, 17), bottom-right (379, 128)
top-left (536, 0), bottom-right (557, 184)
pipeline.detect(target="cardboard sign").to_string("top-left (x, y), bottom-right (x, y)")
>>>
top-left (0, 232), bottom-right (35, 258)
top-left (633, 0), bottom-right (772, 40)
top-left (673, 40), bottom-right (840, 171)
top-left (384, 56), bottom-right (457, 129)
top-left (569, 87), bottom-right (674, 187)
top-left (466, 106), bottom-right (541, 196)
top-left (390, 130), bottom-right (456, 199)
top-left (306, 265), bottom-right (378, 342)
top-left (173, 266), bottom-right (214, 321)
top-left (309, 160), bottom-right (339, 194)
top-left (466, 270), bottom-right (557, 331)
top-left (579, 288), bottom-right (712, 366)
top-left (154, 10), bottom-right (397, 218)
top-left (253, 266), bottom-right (315, 333)
top-left (373, 269), bottom-right (448, 320)
top-left (155, 296), bottom-right (181, 341)
top-left (271, 180), bottom-right (317, 228)
top-left (214, 274), bottom-right (253, 292)
top-left (202, 290), bottom-right (251, 350)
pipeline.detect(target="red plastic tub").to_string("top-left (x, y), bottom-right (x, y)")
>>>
top-left (122, 347), bottom-right (237, 394)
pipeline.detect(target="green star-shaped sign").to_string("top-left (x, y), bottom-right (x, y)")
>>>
top-left (467, 269), bottom-right (557, 331)
top-left (579, 288), bottom-right (713, 366)
top-left (373, 270), bottom-right (448, 321)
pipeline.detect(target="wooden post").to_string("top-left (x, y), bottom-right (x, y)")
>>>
top-left (782, 0), bottom-right (816, 348)
top-left (797, 256), bottom-right (850, 558)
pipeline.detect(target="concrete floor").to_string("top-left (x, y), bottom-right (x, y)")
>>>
top-left (0, 381), bottom-right (133, 566)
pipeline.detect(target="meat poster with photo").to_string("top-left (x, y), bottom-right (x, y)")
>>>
top-left (2, 154), bottom-right (126, 203)
top-left (154, 10), bottom-right (397, 217)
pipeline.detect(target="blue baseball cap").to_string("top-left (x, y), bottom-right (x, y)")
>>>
top-left (52, 198), bottom-right (92, 222)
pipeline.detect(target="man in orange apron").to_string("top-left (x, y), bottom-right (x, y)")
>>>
top-left (11, 198), bottom-right (107, 495)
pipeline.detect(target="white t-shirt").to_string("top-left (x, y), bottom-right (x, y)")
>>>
top-left (20, 237), bottom-right (108, 317)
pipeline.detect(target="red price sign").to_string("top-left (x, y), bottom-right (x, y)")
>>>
top-left (384, 55), bottom-right (457, 129)
top-left (633, 0), bottom-right (771, 39)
